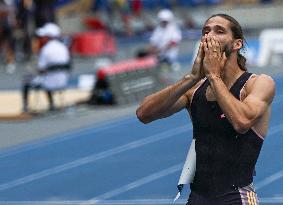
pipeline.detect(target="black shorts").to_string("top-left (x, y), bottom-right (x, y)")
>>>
top-left (187, 184), bottom-right (259, 205)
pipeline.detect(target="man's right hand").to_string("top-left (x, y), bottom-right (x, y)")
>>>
top-left (190, 38), bottom-right (205, 81)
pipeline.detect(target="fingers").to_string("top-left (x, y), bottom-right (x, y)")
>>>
top-left (203, 35), bottom-right (209, 53)
top-left (207, 36), bottom-right (213, 52)
top-left (196, 41), bottom-right (204, 59)
top-left (222, 51), bottom-right (227, 60)
top-left (197, 35), bottom-right (207, 56)
top-left (203, 35), bottom-right (222, 58)
top-left (213, 37), bottom-right (222, 58)
top-left (209, 36), bottom-right (219, 57)
top-left (203, 35), bottom-right (212, 55)
top-left (216, 38), bottom-right (222, 54)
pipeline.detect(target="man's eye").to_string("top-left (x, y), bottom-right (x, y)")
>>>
top-left (217, 30), bottom-right (224, 33)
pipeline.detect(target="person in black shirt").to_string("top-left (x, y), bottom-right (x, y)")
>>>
top-left (136, 14), bottom-right (275, 205)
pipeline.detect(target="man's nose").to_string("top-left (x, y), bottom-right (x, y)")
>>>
top-left (207, 33), bottom-right (214, 37)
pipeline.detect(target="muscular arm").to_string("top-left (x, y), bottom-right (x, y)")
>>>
top-left (136, 75), bottom-right (199, 124)
top-left (137, 39), bottom-right (205, 124)
top-left (208, 74), bottom-right (275, 133)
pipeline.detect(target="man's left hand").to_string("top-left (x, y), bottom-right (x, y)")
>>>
top-left (203, 35), bottom-right (227, 78)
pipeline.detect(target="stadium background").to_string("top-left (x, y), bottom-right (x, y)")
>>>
top-left (0, 0), bottom-right (282, 204)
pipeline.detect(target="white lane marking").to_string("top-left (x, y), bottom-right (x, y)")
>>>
top-left (81, 164), bottom-right (183, 205)
top-left (0, 197), bottom-right (283, 204)
top-left (0, 91), bottom-right (281, 159)
top-left (267, 122), bottom-right (283, 136)
top-left (254, 122), bottom-right (283, 190)
top-left (0, 200), bottom-right (185, 205)
top-left (260, 197), bottom-right (283, 203)
top-left (255, 170), bottom-right (283, 190)
top-left (0, 125), bottom-right (191, 192)
top-left (0, 92), bottom-right (281, 199)
top-left (0, 116), bottom-right (136, 159)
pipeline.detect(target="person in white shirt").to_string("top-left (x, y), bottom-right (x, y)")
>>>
top-left (22, 22), bottom-right (71, 112)
top-left (148, 9), bottom-right (182, 65)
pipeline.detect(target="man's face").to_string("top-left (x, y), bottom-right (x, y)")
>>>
top-left (201, 16), bottom-right (235, 57)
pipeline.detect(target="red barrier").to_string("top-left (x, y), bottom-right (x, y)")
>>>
top-left (97, 56), bottom-right (158, 76)
top-left (71, 31), bottom-right (116, 56)
top-left (84, 17), bottom-right (107, 30)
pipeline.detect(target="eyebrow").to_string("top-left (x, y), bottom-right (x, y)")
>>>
top-left (214, 25), bottom-right (226, 31)
top-left (202, 24), bottom-right (227, 34)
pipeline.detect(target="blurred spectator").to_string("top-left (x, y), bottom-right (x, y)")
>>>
top-left (206, 0), bottom-right (222, 5)
top-left (260, 0), bottom-right (273, 3)
top-left (115, 0), bottom-right (132, 35)
top-left (33, 0), bottom-right (56, 28)
top-left (16, 0), bottom-right (33, 61)
top-left (84, 16), bottom-right (108, 31)
top-left (92, 0), bottom-right (110, 11)
top-left (142, 0), bottom-right (171, 9)
top-left (131, 0), bottom-right (142, 16)
top-left (87, 69), bottom-right (114, 105)
top-left (137, 9), bottom-right (182, 69)
top-left (181, 12), bottom-right (196, 30)
top-left (223, 0), bottom-right (257, 4)
top-left (0, 0), bottom-right (16, 73)
top-left (22, 23), bottom-right (71, 113)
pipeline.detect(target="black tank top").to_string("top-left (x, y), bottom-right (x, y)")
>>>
top-left (190, 72), bottom-right (264, 195)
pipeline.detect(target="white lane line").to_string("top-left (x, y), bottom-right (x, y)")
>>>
top-left (0, 83), bottom-right (281, 159)
top-left (0, 118), bottom-right (280, 194)
top-left (0, 197), bottom-right (283, 205)
top-left (84, 121), bottom-right (283, 204)
top-left (0, 125), bottom-right (191, 192)
top-left (80, 164), bottom-right (183, 205)
top-left (254, 122), bottom-right (283, 191)
top-left (260, 197), bottom-right (283, 203)
top-left (0, 93), bottom-right (281, 158)
top-left (0, 116), bottom-right (136, 159)
top-left (0, 200), bottom-right (186, 205)
top-left (273, 94), bottom-right (283, 105)
top-left (255, 170), bottom-right (283, 190)
top-left (266, 122), bottom-right (283, 137)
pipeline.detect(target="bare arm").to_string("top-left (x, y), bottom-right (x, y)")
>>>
top-left (208, 74), bottom-right (275, 133)
top-left (203, 35), bottom-right (276, 133)
top-left (136, 75), bottom-right (200, 124)
top-left (136, 39), bottom-right (206, 124)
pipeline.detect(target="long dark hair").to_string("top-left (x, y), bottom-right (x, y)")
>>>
top-left (206, 14), bottom-right (247, 71)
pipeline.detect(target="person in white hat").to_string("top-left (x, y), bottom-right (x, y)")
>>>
top-left (147, 9), bottom-right (182, 67)
top-left (22, 22), bottom-right (71, 112)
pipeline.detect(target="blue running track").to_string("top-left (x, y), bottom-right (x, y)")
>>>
top-left (0, 75), bottom-right (282, 205)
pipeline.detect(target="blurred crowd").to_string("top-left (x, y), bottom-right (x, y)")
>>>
top-left (0, 0), bottom-right (57, 74)
top-left (0, 0), bottom-right (281, 115)
top-left (0, 0), bottom-right (277, 75)
top-left (80, 0), bottom-right (276, 36)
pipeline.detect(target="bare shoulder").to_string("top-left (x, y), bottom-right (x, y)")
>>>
top-left (257, 74), bottom-right (275, 85)
top-left (246, 74), bottom-right (275, 90)
top-left (244, 74), bottom-right (276, 103)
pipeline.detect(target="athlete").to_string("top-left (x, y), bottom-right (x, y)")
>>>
top-left (136, 13), bottom-right (275, 205)
top-left (22, 23), bottom-right (71, 112)
top-left (148, 9), bottom-right (182, 66)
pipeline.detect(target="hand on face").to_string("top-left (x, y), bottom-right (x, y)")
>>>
top-left (190, 36), bottom-right (206, 81)
top-left (203, 35), bottom-right (227, 77)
